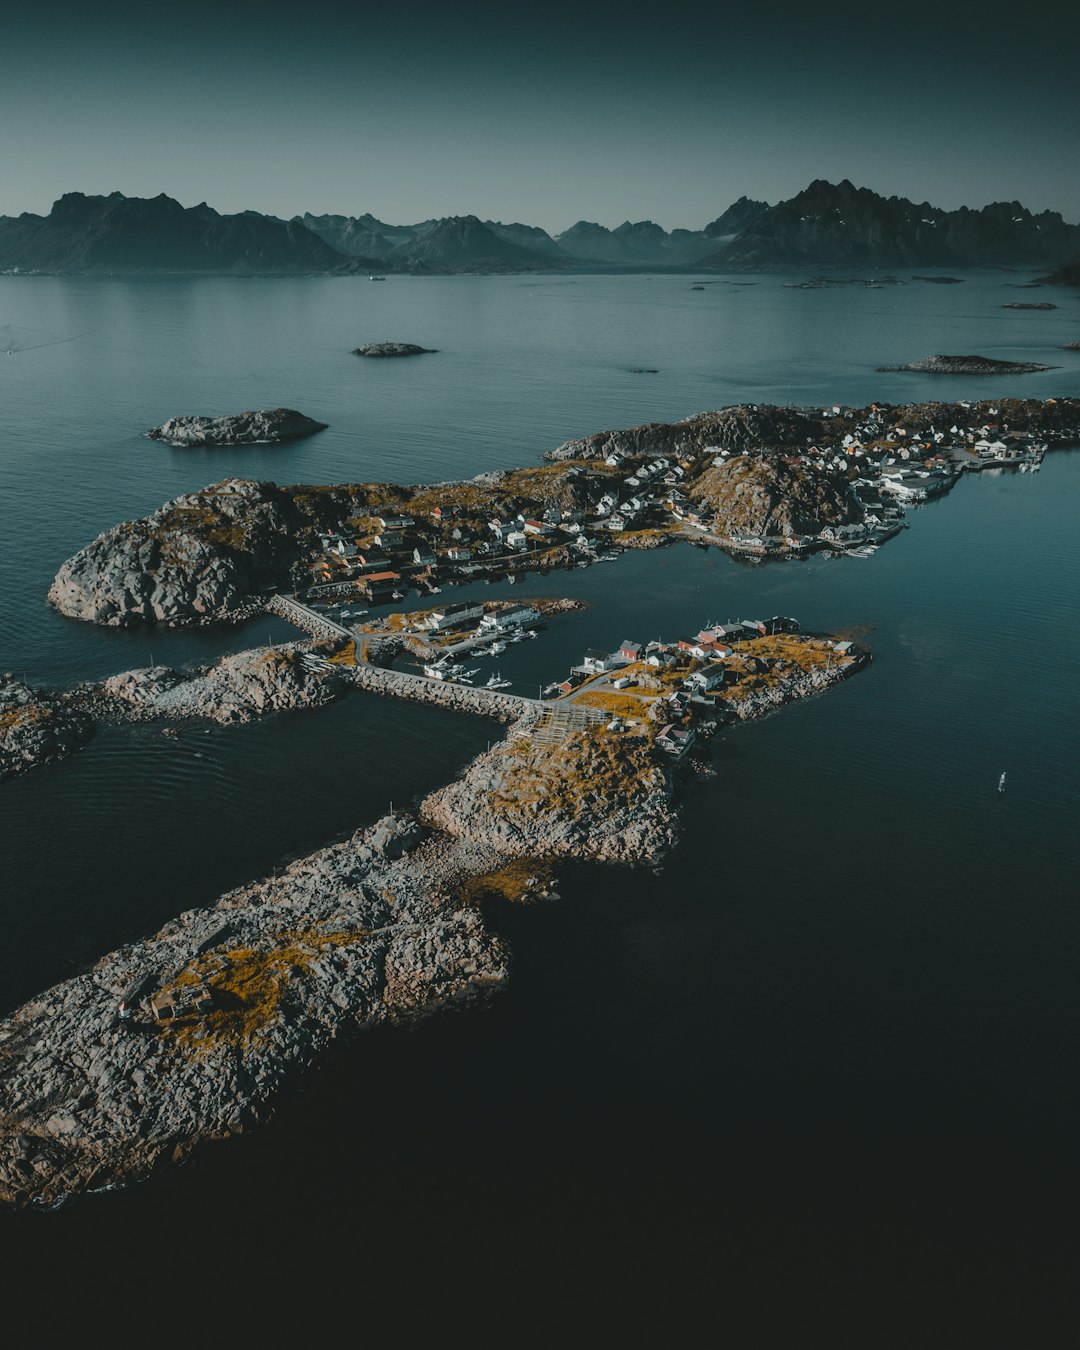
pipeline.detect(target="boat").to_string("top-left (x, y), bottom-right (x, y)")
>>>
top-left (488, 641), bottom-right (507, 654)
top-left (391, 590), bottom-right (405, 600)
top-left (369, 275), bottom-right (385, 281)
top-left (523, 629), bottom-right (537, 639)
top-left (998, 771), bottom-right (1007, 793)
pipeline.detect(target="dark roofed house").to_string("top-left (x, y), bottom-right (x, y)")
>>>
top-left (619, 641), bottom-right (642, 662)
top-left (656, 723), bottom-right (696, 758)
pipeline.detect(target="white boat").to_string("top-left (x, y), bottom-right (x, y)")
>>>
top-left (998, 771), bottom-right (1007, 793)
top-left (488, 641), bottom-right (507, 654)
top-left (369, 275), bottom-right (386, 281)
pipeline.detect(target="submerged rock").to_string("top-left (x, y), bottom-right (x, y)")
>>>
top-left (146, 408), bottom-right (328, 447)
top-left (0, 678), bottom-right (94, 782)
top-left (877, 354), bottom-right (1058, 375)
top-left (353, 342), bottom-right (437, 357)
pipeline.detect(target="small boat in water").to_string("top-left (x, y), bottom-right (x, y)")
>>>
top-left (998, 771), bottom-right (1007, 793)
top-left (369, 275), bottom-right (386, 281)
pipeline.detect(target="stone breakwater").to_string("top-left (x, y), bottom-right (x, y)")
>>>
top-left (0, 678), bottom-right (95, 782)
top-left (0, 815), bottom-right (510, 1209)
top-left (347, 662), bottom-right (538, 721)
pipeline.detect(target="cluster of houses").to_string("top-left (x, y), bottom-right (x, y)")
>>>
top-left (297, 454), bottom-right (697, 601)
top-left (550, 616), bottom-right (805, 759)
top-left (294, 399), bottom-right (1067, 604)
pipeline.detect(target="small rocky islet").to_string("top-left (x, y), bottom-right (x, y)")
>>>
top-left (877, 355), bottom-right (1059, 375)
top-left (352, 342), bottom-right (437, 357)
top-left (146, 408), bottom-right (328, 447)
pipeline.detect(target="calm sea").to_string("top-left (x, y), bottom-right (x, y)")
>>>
top-left (1, 272), bottom-right (1078, 1335)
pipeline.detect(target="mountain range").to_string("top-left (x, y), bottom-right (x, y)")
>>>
top-left (2, 183), bottom-right (1078, 277)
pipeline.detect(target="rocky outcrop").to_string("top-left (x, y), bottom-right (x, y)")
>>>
top-left (0, 678), bottom-right (94, 782)
top-left (692, 456), bottom-right (858, 538)
top-left (422, 722), bottom-right (676, 866)
top-left (0, 815), bottom-right (510, 1208)
top-left (1064, 341), bottom-right (1080, 351)
top-left (81, 642), bottom-right (349, 726)
top-left (48, 478), bottom-right (306, 627)
top-left (547, 404), bottom-right (824, 462)
top-left (877, 355), bottom-right (1059, 374)
top-left (146, 408), bottom-right (328, 447)
top-left (353, 343), bottom-right (437, 357)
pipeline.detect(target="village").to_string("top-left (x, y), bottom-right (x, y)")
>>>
top-left (294, 400), bottom-right (1059, 607)
top-left (292, 589), bottom-right (863, 767)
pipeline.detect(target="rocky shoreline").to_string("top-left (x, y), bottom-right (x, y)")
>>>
top-left (0, 814), bottom-right (511, 1209)
top-left (0, 677), bottom-right (95, 781)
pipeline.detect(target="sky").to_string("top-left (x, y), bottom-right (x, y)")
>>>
top-left (2, 0), bottom-right (1078, 231)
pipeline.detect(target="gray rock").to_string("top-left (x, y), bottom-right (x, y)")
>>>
top-left (0, 678), bottom-right (94, 782)
top-left (146, 409), bottom-right (328, 447)
top-left (352, 343), bottom-right (437, 357)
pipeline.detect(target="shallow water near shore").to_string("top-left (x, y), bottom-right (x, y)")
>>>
top-left (1, 272), bottom-right (1079, 1330)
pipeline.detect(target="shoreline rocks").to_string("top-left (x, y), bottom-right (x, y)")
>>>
top-left (0, 678), bottom-right (94, 782)
top-left (77, 640), bottom-right (349, 727)
top-left (353, 343), bottom-right (437, 357)
top-left (146, 408), bottom-right (328, 447)
top-left (876, 354), bottom-right (1059, 375)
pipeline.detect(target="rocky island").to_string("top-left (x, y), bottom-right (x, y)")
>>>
top-left (1002, 302), bottom-right (1057, 310)
top-left (353, 342), bottom-right (437, 357)
top-left (877, 355), bottom-right (1059, 375)
top-left (146, 408), bottom-right (328, 448)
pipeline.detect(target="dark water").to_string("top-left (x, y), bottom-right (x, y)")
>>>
top-left (1, 274), bottom-right (1079, 1337)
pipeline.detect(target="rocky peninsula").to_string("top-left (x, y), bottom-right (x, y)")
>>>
top-left (877, 355), bottom-right (1059, 375)
top-left (146, 408), bottom-right (328, 447)
top-left (353, 343), bottom-right (437, 357)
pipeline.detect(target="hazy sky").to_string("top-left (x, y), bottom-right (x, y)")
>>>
top-left (2, 0), bottom-right (1077, 230)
